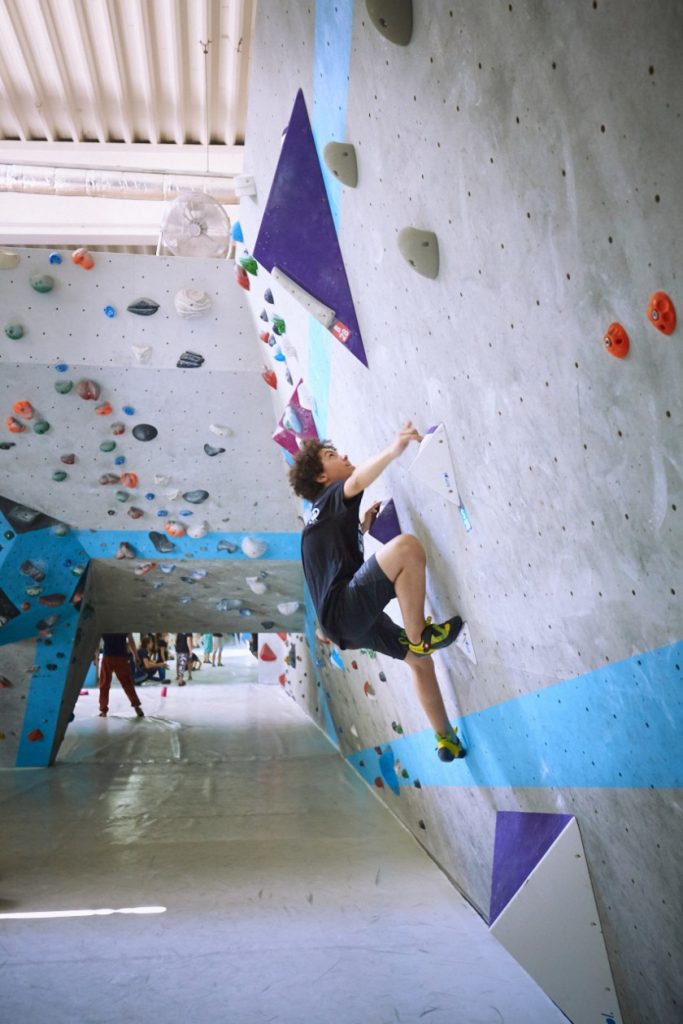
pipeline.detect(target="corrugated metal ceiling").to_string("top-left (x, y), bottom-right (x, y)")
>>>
top-left (0, 0), bottom-right (255, 247)
top-left (0, 0), bottom-right (255, 146)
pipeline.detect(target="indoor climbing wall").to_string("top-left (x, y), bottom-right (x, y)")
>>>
top-left (237, 3), bottom-right (682, 1023)
top-left (0, 248), bottom-right (306, 765)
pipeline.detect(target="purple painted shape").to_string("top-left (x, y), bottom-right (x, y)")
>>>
top-left (369, 498), bottom-right (402, 543)
top-left (489, 811), bottom-right (573, 924)
top-left (253, 89), bottom-right (368, 367)
top-left (272, 380), bottom-right (319, 456)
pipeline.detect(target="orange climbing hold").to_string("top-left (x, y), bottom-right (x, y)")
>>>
top-left (262, 369), bottom-right (277, 389)
top-left (647, 291), bottom-right (676, 335)
top-left (259, 643), bottom-right (277, 662)
top-left (6, 415), bottom-right (26, 433)
top-left (72, 247), bottom-right (95, 269)
top-left (603, 322), bottom-right (629, 359)
top-left (27, 728), bottom-right (44, 742)
top-left (119, 472), bottom-right (138, 488)
top-left (95, 401), bottom-right (113, 416)
top-left (12, 400), bottom-right (34, 419)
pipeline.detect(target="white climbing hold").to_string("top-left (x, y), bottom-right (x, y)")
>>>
top-left (209, 424), bottom-right (233, 437)
top-left (455, 621), bottom-right (477, 664)
top-left (132, 345), bottom-right (153, 364)
top-left (0, 250), bottom-right (20, 270)
top-left (241, 536), bottom-right (267, 559)
top-left (271, 266), bottom-right (336, 327)
top-left (234, 174), bottom-right (257, 198)
top-left (154, 474), bottom-right (170, 486)
top-left (245, 576), bottom-right (267, 594)
top-left (174, 288), bottom-right (212, 319)
top-left (277, 601), bottom-right (300, 616)
top-left (408, 423), bottom-right (462, 506)
top-left (186, 520), bottom-right (209, 539)
top-left (165, 489), bottom-right (181, 501)
top-left (297, 383), bottom-right (316, 411)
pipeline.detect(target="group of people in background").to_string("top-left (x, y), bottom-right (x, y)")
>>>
top-left (97, 632), bottom-right (228, 717)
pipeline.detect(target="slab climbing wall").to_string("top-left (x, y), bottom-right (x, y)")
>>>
top-left (0, 249), bottom-right (306, 765)
top-left (237, 3), bottom-right (683, 1023)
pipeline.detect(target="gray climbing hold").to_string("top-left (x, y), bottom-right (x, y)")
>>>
top-left (397, 227), bottom-right (439, 279)
top-left (99, 473), bottom-right (119, 485)
top-left (149, 531), bottom-right (175, 553)
top-left (323, 142), bottom-right (358, 187)
top-left (127, 298), bottom-right (160, 316)
top-left (60, 454), bottom-right (76, 465)
top-left (203, 444), bottom-right (225, 457)
top-left (217, 539), bottom-right (238, 553)
top-left (127, 507), bottom-right (144, 519)
top-left (176, 351), bottom-right (205, 369)
top-left (0, 442), bottom-right (16, 450)
top-left (183, 489), bottom-right (209, 504)
top-left (132, 423), bottom-right (158, 441)
top-left (116, 542), bottom-right (136, 559)
top-left (366, 0), bottom-right (412, 45)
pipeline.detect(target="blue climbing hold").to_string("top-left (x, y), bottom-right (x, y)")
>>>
top-left (231, 221), bottom-right (244, 243)
top-left (48, 252), bottom-right (62, 265)
top-left (145, 492), bottom-right (155, 501)
top-left (104, 306), bottom-right (116, 318)
top-left (330, 649), bottom-right (345, 670)
top-left (115, 456), bottom-right (126, 465)
top-left (123, 405), bottom-right (135, 416)
top-left (55, 363), bottom-right (69, 372)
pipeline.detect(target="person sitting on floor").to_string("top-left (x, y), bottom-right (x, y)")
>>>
top-left (137, 635), bottom-right (168, 682)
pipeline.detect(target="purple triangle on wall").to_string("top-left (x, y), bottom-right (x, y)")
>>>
top-left (369, 498), bottom-right (402, 543)
top-left (253, 89), bottom-right (368, 367)
top-left (489, 811), bottom-right (573, 925)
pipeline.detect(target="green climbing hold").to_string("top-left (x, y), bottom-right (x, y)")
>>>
top-left (52, 470), bottom-right (67, 482)
top-left (4, 322), bottom-right (24, 340)
top-left (115, 490), bottom-right (129, 502)
top-left (30, 273), bottom-right (55, 293)
top-left (271, 315), bottom-right (286, 335)
top-left (99, 440), bottom-right (116, 453)
top-left (54, 379), bottom-right (73, 394)
top-left (239, 253), bottom-right (258, 275)
top-left (33, 420), bottom-right (50, 434)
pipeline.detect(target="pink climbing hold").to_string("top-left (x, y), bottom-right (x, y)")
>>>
top-left (161, 685), bottom-right (168, 697)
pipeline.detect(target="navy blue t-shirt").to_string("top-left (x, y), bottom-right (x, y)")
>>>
top-left (301, 480), bottom-right (364, 637)
top-left (102, 633), bottom-right (129, 657)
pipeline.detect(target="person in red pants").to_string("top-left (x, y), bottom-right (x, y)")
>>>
top-left (99, 633), bottom-right (144, 718)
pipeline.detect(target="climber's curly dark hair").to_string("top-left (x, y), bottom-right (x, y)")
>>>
top-left (288, 438), bottom-right (334, 502)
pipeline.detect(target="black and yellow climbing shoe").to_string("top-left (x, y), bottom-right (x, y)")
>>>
top-left (399, 615), bottom-right (463, 656)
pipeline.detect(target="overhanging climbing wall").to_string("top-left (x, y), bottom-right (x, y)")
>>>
top-left (237, 2), bottom-right (683, 1022)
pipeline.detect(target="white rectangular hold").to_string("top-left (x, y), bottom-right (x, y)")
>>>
top-left (271, 265), bottom-right (336, 328)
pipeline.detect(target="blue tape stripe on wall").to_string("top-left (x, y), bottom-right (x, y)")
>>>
top-left (74, 530), bottom-right (301, 561)
top-left (347, 641), bottom-right (683, 789)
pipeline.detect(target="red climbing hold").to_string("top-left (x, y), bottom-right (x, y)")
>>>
top-left (374, 777), bottom-right (384, 789)
top-left (603, 322), bottom-right (629, 358)
top-left (262, 369), bottom-right (277, 389)
top-left (75, 379), bottom-right (100, 400)
top-left (259, 643), bottom-right (277, 662)
top-left (27, 729), bottom-right (44, 742)
top-left (95, 402), bottom-right (113, 416)
top-left (12, 400), bottom-right (34, 419)
top-left (647, 291), bottom-right (676, 335)
top-left (6, 416), bottom-right (26, 433)
top-left (235, 264), bottom-right (250, 291)
top-left (351, 660), bottom-right (358, 670)
top-left (38, 593), bottom-right (66, 607)
top-left (259, 330), bottom-right (270, 343)
top-left (278, 673), bottom-right (287, 685)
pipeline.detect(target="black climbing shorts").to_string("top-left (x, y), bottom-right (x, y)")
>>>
top-left (326, 554), bottom-right (407, 661)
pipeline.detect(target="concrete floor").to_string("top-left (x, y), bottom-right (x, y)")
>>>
top-left (0, 650), bottom-right (566, 1024)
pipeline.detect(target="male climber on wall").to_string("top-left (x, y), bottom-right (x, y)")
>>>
top-left (288, 421), bottom-right (466, 762)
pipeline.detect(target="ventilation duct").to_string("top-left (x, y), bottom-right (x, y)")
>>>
top-left (0, 164), bottom-right (236, 204)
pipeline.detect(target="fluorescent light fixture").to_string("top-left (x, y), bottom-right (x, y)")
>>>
top-left (0, 906), bottom-right (166, 920)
